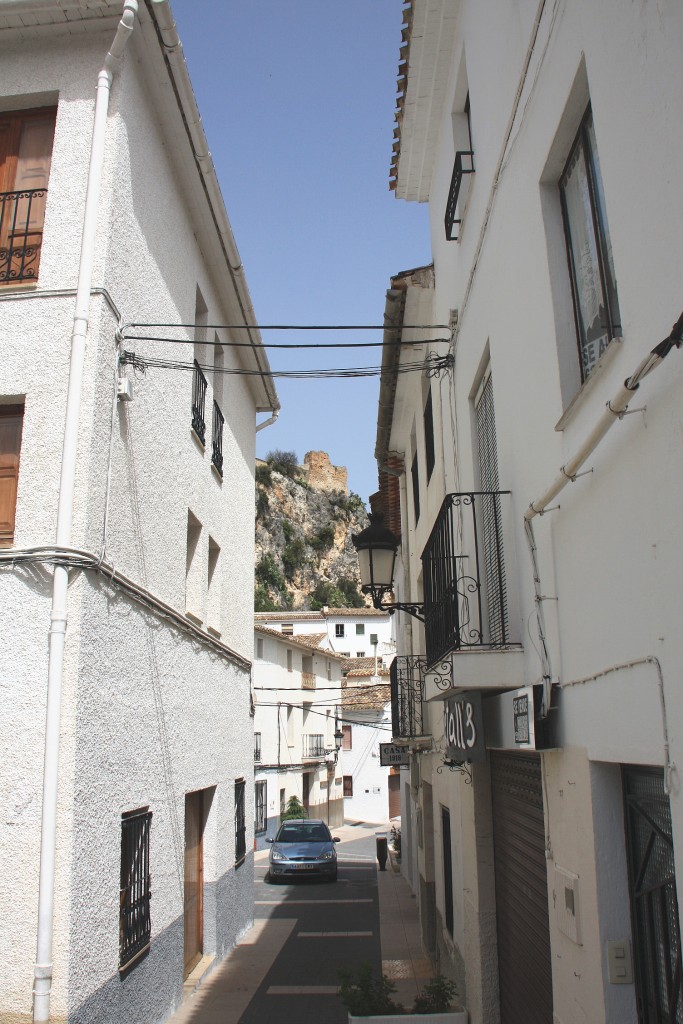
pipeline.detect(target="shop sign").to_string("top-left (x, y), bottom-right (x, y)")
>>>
top-left (380, 743), bottom-right (410, 767)
top-left (443, 692), bottom-right (486, 763)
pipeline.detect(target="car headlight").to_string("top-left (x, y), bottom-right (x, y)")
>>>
top-left (320, 850), bottom-right (335, 861)
top-left (270, 848), bottom-right (286, 861)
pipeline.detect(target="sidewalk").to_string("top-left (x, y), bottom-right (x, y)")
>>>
top-left (168, 822), bottom-right (434, 1023)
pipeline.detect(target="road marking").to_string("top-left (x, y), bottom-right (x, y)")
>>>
top-left (267, 985), bottom-right (340, 995)
top-left (297, 930), bottom-right (373, 937)
top-left (256, 898), bottom-right (373, 905)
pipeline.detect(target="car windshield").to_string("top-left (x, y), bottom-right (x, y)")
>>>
top-left (276, 823), bottom-right (330, 843)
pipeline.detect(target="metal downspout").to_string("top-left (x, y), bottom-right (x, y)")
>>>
top-left (33, 5), bottom-right (138, 1021)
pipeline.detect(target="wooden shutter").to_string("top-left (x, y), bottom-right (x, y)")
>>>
top-left (0, 405), bottom-right (23, 546)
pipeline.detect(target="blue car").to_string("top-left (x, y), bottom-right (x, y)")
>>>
top-left (267, 818), bottom-right (340, 882)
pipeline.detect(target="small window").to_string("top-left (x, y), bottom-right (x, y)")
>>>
top-left (356, 651), bottom-right (364, 658)
top-left (0, 404), bottom-right (24, 547)
top-left (342, 725), bottom-right (352, 751)
top-left (281, 623), bottom-right (293, 636)
top-left (119, 808), bottom-right (152, 970)
top-left (335, 623), bottom-right (345, 638)
top-left (424, 388), bottom-right (435, 481)
top-left (185, 511), bottom-right (203, 623)
top-left (206, 536), bottom-right (221, 635)
top-left (560, 106), bottom-right (621, 382)
top-left (343, 776), bottom-right (353, 798)
top-left (355, 623), bottom-right (365, 636)
top-left (0, 108), bottom-right (56, 284)
top-left (254, 780), bottom-right (266, 834)
top-left (254, 731), bottom-right (262, 762)
top-left (235, 779), bottom-right (246, 866)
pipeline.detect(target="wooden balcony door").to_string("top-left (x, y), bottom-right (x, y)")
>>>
top-left (184, 790), bottom-right (204, 976)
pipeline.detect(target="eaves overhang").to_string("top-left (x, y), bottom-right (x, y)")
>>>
top-left (390, 0), bottom-right (461, 202)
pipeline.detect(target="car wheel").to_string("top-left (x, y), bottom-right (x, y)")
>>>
top-left (328, 871), bottom-right (338, 883)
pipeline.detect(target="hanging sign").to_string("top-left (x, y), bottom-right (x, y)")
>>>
top-left (380, 743), bottom-right (410, 766)
top-left (443, 692), bottom-right (486, 763)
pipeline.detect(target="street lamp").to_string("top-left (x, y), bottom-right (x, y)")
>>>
top-left (351, 515), bottom-right (425, 621)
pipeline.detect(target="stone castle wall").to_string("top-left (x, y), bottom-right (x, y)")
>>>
top-left (301, 451), bottom-right (348, 495)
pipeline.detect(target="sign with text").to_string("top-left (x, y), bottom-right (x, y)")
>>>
top-left (380, 743), bottom-right (410, 767)
top-left (443, 692), bottom-right (486, 763)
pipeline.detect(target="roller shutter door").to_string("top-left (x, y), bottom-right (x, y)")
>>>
top-left (491, 751), bottom-right (552, 1024)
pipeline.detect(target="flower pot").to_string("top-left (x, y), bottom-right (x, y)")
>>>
top-left (348, 1012), bottom-right (467, 1023)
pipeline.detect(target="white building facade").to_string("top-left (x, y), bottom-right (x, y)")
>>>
top-left (376, 2), bottom-right (683, 1024)
top-left (340, 672), bottom-right (397, 825)
top-left (253, 626), bottom-right (344, 848)
top-left (0, 3), bottom-right (278, 1023)
top-left (254, 606), bottom-right (394, 659)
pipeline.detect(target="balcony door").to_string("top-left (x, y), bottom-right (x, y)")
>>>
top-left (474, 365), bottom-right (508, 644)
top-left (0, 108), bottom-right (55, 283)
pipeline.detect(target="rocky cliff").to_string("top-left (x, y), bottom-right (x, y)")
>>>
top-left (255, 451), bottom-right (370, 611)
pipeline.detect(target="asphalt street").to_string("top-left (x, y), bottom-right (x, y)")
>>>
top-left (238, 824), bottom-right (383, 1024)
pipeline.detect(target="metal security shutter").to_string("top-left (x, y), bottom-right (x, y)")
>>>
top-left (491, 751), bottom-right (553, 1024)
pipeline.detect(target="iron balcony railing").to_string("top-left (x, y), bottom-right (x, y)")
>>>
top-left (444, 151), bottom-right (474, 241)
top-left (422, 491), bottom-right (511, 667)
top-left (390, 655), bottom-right (427, 739)
top-left (0, 188), bottom-right (47, 284)
top-left (191, 360), bottom-right (207, 444)
top-left (254, 732), bottom-right (262, 762)
top-left (303, 734), bottom-right (326, 758)
top-left (211, 400), bottom-right (224, 476)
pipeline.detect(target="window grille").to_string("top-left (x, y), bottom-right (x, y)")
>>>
top-left (235, 779), bottom-right (246, 865)
top-left (254, 732), bottom-right (262, 762)
top-left (191, 360), bottom-right (207, 444)
top-left (211, 400), bottom-right (224, 475)
top-left (255, 781), bottom-right (266, 834)
top-left (119, 808), bottom-right (152, 970)
top-left (303, 734), bottom-right (326, 757)
top-left (390, 656), bottom-right (426, 738)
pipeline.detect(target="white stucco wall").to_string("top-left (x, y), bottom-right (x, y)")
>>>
top-left (340, 705), bottom-right (393, 824)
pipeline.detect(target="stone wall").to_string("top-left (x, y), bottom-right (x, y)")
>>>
top-left (302, 451), bottom-right (347, 495)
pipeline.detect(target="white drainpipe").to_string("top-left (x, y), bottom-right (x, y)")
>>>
top-left (33, 5), bottom-right (138, 1021)
top-left (255, 409), bottom-right (279, 433)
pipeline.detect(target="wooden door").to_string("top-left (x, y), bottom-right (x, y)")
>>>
top-left (388, 772), bottom-right (400, 819)
top-left (184, 791), bottom-right (204, 976)
top-left (0, 406), bottom-right (23, 546)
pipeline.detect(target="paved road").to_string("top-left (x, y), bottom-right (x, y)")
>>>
top-left (239, 826), bottom-right (382, 1024)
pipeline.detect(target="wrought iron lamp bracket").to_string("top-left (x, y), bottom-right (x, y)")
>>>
top-left (438, 759), bottom-right (472, 784)
top-left (383, 600), bottom-right (426, 623)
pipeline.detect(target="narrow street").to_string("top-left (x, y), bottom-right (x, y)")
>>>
top-left (169, 821), bottom-right (431, 1024)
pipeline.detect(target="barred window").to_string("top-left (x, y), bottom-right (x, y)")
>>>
top-left (119, 808), bottom-right (152, 970)
top-left (255, 780), bottom-right (266, 835)
top-left (235, 779), bottom-right (246, 865)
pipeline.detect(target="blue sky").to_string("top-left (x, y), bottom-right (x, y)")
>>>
top-left (170, 0), bottom-right (431, 504)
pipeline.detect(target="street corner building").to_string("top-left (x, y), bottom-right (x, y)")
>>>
top-left (0, 2), bottom-right (278, 1023)
top-left (375, 2), bottom-right (683, 1024)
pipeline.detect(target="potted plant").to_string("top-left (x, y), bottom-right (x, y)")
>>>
top-left (338, 963), bottom-right (467, 1023)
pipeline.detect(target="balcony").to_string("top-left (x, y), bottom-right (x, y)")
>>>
top-left (444, 151), bottom-right (474, 241)
top-left (303, 734), bottom-right (326, 758)
top-left (390, 656), bottom-right (427, 740)
top-left (191, 360), bottom-right (207, 444)
top-left (301, 672), bottom-right (315, 689)
top-left (254, 732), bottom-right (262, 762)
top-left (1, 188), bottom-right (47, 284)
top-left (211, 400), bottom-right (224, 475)
top-left (422, 491), bottom-right (514, 667)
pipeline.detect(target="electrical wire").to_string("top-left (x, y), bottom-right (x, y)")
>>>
top-left (121, 351), bottom-right (452, 380)
top-left (122, 333), bottom-right (451, 349)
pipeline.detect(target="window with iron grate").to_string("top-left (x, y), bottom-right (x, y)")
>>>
top-left (119, 808), bottom-right (152, 971)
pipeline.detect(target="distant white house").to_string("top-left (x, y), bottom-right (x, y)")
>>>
top-left (255, 606), bottom-right (394, 659)
top-left (340, 663), bottom-right (399, 824)
top-left (0, 3), bottom-right (277, 1023)
top-left (253, 625), bottom-right (345, 849)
